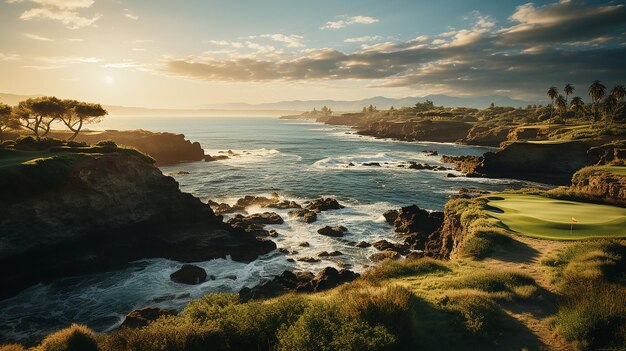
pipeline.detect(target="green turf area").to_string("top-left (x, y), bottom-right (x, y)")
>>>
top-left (484, 194), bottom-right (626, 240)
top-left (596, 165), bottom-right (626, 175)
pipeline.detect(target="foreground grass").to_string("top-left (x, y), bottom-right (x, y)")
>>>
top-left (542, 240), bottom-right (626, 350)
top-left (485, 193), bottom-right (626, 240)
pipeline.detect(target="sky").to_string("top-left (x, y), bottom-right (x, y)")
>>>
top-left (0, 0), bottom-right (625, 108)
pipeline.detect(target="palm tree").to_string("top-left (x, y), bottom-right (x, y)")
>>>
top-left (564, 83), bottom-right (574, 105)
top-left (611, 85), bottom-right (625, 120)
top-left (569, 96), bottom-right (584, 119)
top-left (588, 80), bottom-right (606, 122)
top-left (555, 95), bottom-right (567, 122)
top-left (602, 95), bottom-right (617, 126)
top-left (547, 86), bottom-right (559, 118)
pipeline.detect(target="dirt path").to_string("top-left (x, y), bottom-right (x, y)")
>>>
top-left (483, 234), bottom-right (574, 351)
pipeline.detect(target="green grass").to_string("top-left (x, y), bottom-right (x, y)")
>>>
top-left (484, 194), bottom-right (626, 240)
top-left (596, 165), bottom-right (626, 175)
top-left (542, 240), bottom-right (626, 350)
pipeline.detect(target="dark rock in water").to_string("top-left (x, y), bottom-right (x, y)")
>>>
top-left (120, 307), bottom-right (177, 329)
top-left (266, 200), bottom-right (301, 209)
top-left (422, 150), bottom-right (438, 156)
top-left (167, 171), bottom-right (190, 176)
top-left (268, 229), bottom-right (279, 237)
top-left (278, 248), bottom-right (290, 254)
top-left (372, 240), bottom-right (409, 255)
top-left (317, 225), bottom-right (348, 237)
top-left (229, 212), bottom-right (284, 225)
top-left (305, 198), bottom-right (345, 212)
top-left (369, 250), bottom-right (401, 262)
top-left (288, 209), bottom-right (318, 223)
top-left (224, 275), bottom-right (237, 280)
top-left (239, 267), bottom-right (359, 301)
top-left (355, 241), bottom-right (371, 248)
top-left (311, 267), bottom-right (359, 292)
top-left (286, 258), bottom-right (295, 262)
top-left (446, 173), bottom-right (457, 178)
top-left (348, 162), bottom-right (355, 166)
top-left (170, 264), bottom-right (207, 285)
top-left (204, 154), bottom-right (216, 162)
top-left (299, 242), bottom-right (310, 247)
top-left (318, 250), bottom-right (343, 257)
top-left (213, 155), bottom-right (230, 161)
top-left (234, 194), bottom-right (279, 209)
top-left (383, 210), bottom-right (398, 224)
top-left (362, 162), bottom-right (381, 167)
top-left (383, 205), bottom-right (444, 251)
top-left (297, 257), bottom-right (321, 263)
top-left (208, 200), bottom-right (237, 215)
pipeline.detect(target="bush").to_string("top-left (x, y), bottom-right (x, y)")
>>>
top-left (96, 140), bottom-right (117, 148)
top-left (277, 301), bottom-right (396, 351)
top-left (543, 240), bottom-right (626, 350)
top-left (36, 324), bottom-right (99, 351)
top-left (0, 345), bottom-right (26, 351)
top-left (446, 270), bottom-right (537, 300)
top-left (444, 293), bottom-right (503, 338)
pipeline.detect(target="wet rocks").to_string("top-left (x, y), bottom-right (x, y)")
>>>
top-left (299, 242), bottom-right (310, 247)
top-left (239, 267), bottom-right (360, 301)
top-left (317, 225), bottom-right (348, 237)
top-left (297, 257), bottom-right (321, 263)
top-left (422, 150), bottom-right (438, 156)
top-left (120, 307), bottom-right (177, 329)
top-left (289, 209), bottom-right (318, 223)
top-left (369, 250), bottom-right (401, 263)
top-left (305, 198), bottom-right (345, 212)
top-left (170, 264), bottom-right (207, 285)
top-left (230, 212), bottom-right (284, 225)
top-left (318, 250), bottom-right (343, 257)
top-left (362, 162), bottom-right (381, 167)
top-left (209, 194), bottom-right (281, 215)
top-left (383, 205), bottom-right (444, 251)
top-left (356, 241), bottom-right (371, 248)
top-left (266, 200), bottom-right (302, 209)
top-left (372, 240), bottom-right (410, 255)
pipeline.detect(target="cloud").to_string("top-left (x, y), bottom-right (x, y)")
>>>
top-left (0, 53), bottom-right (21, 61)
top-left (344, 35), bottom-right (383, 43)
top-left (163, 1), bottom-right (626, 98)
top-left (321, 15), bottom-right (379, 29)
top-left (24, 33), bottom-right (53, 41)
top-left (24, 55), bottom-right (102, 69)
top-left (123, 8), bottom-right (138, 20)
top-left (258, 34), bottom-right (304, 48)
top-left (499, 1), bottom-right (626, 45)
top-left (8, 0), bottom-right (101, 29)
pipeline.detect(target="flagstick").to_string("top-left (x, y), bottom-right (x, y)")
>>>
top-left (570, 221), bottom-right (573, 236)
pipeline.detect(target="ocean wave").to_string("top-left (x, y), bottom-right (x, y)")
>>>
top-left (310, 151), bottom-right (444, 171)
top-left (204, 148), bottom-right (302, 164)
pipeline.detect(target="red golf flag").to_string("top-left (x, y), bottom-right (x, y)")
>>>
top-left (571, 217), bottom-right (578, 223)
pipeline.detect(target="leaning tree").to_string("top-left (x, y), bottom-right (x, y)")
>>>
top-left (60, 100), bottom-right (108, 140)
top-left (12, 96), bottom-right (66, 140)
top-left (0, 102), bottom-right (14, 141)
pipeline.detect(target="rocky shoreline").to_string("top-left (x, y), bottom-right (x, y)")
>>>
top-left (0, 151), bottom-right (275, 300)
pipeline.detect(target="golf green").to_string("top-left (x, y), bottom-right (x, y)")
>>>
top-left (484, 194), bottom-right (626, 240)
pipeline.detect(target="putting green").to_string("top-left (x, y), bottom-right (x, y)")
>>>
top-left (484, 194), bottom-right (626, 240)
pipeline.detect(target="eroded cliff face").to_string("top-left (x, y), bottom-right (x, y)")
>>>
top-left (0, 153), bottom-right (275, 299)
top-left (424, 205), bottom-right (471, 259)
top-left (357, 120), bottom-right (473, 142)
top-left (570, 168), bottom-right (626, 206)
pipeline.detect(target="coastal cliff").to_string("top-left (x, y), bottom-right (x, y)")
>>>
top-left (570, 166), bottom-right (626, 206)
top-left (0, 149), bottom-right (275, 299)
top-left (6, 130), bottom-right (207, 166)
top-left (357, 120), bottom-right (473, 142)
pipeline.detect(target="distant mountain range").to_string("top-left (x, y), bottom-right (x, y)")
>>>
top-left (1, 92), bottom-right (544, 116)
top-left (201, 94), bottom-right (541, 110)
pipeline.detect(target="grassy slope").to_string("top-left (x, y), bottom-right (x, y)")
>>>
top-left (485, 194), bottom-right (626, 240)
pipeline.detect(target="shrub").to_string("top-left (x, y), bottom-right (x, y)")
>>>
top-left (446, 270), bottom-right (537, 300)
top-left (444, 293), bottom-right (503, 338)
top-left (36, 324), bottom-right (99, 351)
top-left (96, 140), bottom-right (117, 148)
top-left (277, 301), bottom-right (396, 351)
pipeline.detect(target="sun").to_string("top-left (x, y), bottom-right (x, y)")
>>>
top-left (103, 76), bottom-right (114, 85)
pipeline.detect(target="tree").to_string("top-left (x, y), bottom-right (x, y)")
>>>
top-left (547, 86), bottom-right (559, 118)
top-left (12, 97), bottom-right (66, 140)
top-left (569, 96), bottom-right (584, 119)
top-left (361, 107), bottom-right (367, 114)
top-left (367, 104), bottom-right (377, 113)
top-left (602, 95), bottom-right (617, 126)
top-left (588, 80), bottom-right (606, 122)
top-left (564, 83), bottom-right (574, 105)
top-left (611, 85), bottom-right (625, 115)
top-left (60, 100), bottom-right (108, 140)
top-left (0, 102), bottom-right (15, 141)
top-left (554, 95), bottom-right (567, 120)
